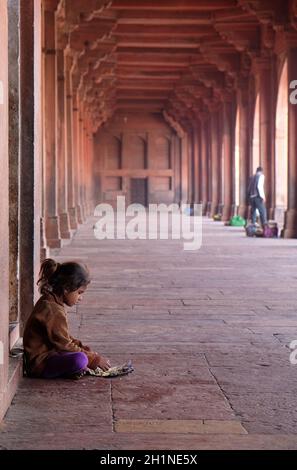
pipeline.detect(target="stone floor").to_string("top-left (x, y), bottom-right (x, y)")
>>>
top-left (1, 216), bottom-right (297, 449)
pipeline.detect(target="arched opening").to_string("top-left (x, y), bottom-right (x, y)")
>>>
top-left (234, 108), bottom-right (240, 210)
top-left (275, 60), bottom-right (288, 231)
top-left (252, 93), bottom-right (260, 172)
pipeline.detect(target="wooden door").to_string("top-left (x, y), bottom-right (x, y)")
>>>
top-left (130, 178), bottom-right (148, 207)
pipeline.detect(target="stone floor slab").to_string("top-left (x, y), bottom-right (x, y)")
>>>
top-left (115, 419), bottom-right (246, 434)
top-left (1, 217), bottom-right (297, 449)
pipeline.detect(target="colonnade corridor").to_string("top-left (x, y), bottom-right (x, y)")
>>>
top-left (1, 217), bottom-right (297, 450)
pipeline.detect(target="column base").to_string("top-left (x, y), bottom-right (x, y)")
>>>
top-left (89, 201), bottom-right (95, 215)
top-left (84, 202), bottom-right (91, 217)
top-left (238, 204), bottom-right (248, 219)
top-left (82, 203), bottom-right (90, 218)
top-left (45, 216), bottom-right (61, 248)
top-left (210, 202), bottom-right (218, 218)
top-left (82, 203), bottom-right (88, 221)
top-left (40, 247), bottom-right (48, 262)
top-left (231, 204), bottom-right (238, 217)
top-left (206, 201), bottom-right (212, 217)
top-left (0, 355), bottom-right (23, 422)
top-left (273, 205), bottom-right (286, 234)
top-left (59, 212), bottom-right (71, 239)
top-left (268, 207), bottom-right (275, 221)
top-left (283, 209), bottom-right (297, 238)
top-left (200, 201), bottom-right (208, 216)
top-left (40, 217), bottom-right (47, 258)
top-left (222, 204), bottom-right (232, 221)
top-left (47, 239), bottom-right (62, 249)
top-left (76, 205), bottom-right (84, 224)
top-left (216, 203), bottom-right (224, 217)
top-left (69, 207), bottom-right (78, 230)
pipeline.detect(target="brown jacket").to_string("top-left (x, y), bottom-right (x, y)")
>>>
top-left (23, 292), bottom-right (101, 376)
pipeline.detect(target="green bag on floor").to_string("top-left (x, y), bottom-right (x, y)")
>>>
top-left (230, 215), bottom-right (246, 227)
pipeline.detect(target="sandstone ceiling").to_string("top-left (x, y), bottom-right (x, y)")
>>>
top-left (51, 0), bottom-right (296, 132)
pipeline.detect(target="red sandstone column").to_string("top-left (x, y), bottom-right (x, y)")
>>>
top-left (0, 0), bottom-right (9, 409)
top-left (237, 82), bottom-right (251, 218)
top-left (86, 124), bottom-right (93, 215)
top-left (253, 56), bottom-right (275, 219)
top-left (56, 43), bottom-right (71, 238)
top-left (40, 1), bottom-right (47, 261)
top-left (43, 6), bottom-right (61, 247)
top-left (173, 134), bottom-right (181, 204)
top-left (19, 0), bottom-right (42, 325)
top-left (91, 131), bottom-right (96, 211)
top-left (33, 0), bottom-right (43, 298)
top-left (284, 39), bottom-right (297, 237)
top-left (209, 110), bottom-right (220, 217)
top-left (83, 117), bottom-right (89, 216)
top-left (84, 125), bottom-right (91, 216)
top-left (199, 115), bottom-right (209, 215)
top-left (84, 127), bottom-right (89, 215)
top-left (181, 132), bottom-right (189, 204)
top-left (8, 0), bottom-right (20, 322)
top-left (221, 97), bottom-right (234, 221)
top-left (78, 109), bottom-right (86, 221)
top-left (93, 130), bottom-right (103, 205)
top-left (192, 121), bottom-right (201, 205)
top-left (187, 127), bottom-right (194, 206)
top-left (88, 124), bottom-right (95, 213)
top-left (64, 50), bottom-right (78, 229)
top-left (216, 106), bottom-right (224, 216)
top-left (72, 93), bottom-right (83, 224)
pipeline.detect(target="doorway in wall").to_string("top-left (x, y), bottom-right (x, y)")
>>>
top-left (130, 178), bottom-right (148, 207)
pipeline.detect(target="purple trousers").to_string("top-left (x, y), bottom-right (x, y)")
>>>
top-left (42, 351), bottom-right (88, 379)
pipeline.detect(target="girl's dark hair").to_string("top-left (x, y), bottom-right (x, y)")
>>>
top-left (37, 258), bottom-right (90, 295)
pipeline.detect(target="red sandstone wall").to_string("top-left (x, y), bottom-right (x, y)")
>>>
top-left (33, 0), bottom-right (42, 302)
top-left (93, 112), bottom-right (178, 207)
top-left (0, 0), bottom-right (9, 419)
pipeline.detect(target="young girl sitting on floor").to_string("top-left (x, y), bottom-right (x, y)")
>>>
top-left (23, 258), bottom-right (110, 379)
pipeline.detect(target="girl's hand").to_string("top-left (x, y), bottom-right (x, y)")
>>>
top-left (97, 355), bottom-right (111, 371)
top-left (90, 353), bottom-right (110, 371)
top-left (89, 353), bottom-right (111, 371)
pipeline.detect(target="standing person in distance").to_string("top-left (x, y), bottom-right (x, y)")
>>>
top-left (248, 166), bottom-right (268, 227)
